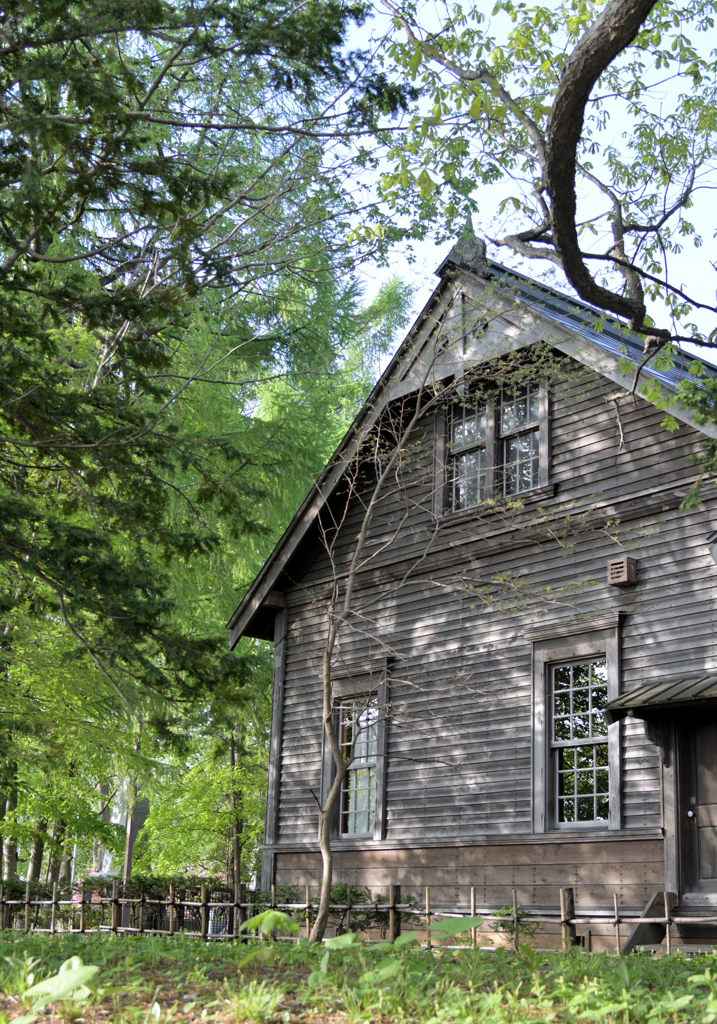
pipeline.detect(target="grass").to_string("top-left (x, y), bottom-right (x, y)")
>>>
top-left (1, 931), bottom-right (717, 1024)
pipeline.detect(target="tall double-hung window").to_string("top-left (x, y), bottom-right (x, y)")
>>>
top-left (446, 382), bottom-right (548, 513)
top-left (529, 619), bottom-right (622, 833)
top-left (551, 660), bottom-right (609, 824)
top-left (339, 698), bottom-right (379, 835)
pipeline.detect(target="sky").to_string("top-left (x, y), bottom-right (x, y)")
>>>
top-left (349, 1), bottom-right (717, 368)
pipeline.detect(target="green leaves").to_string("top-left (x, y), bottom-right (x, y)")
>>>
top-left (429, 915), bottom-right (485, 937)
top-left (241, 909), bottom-right (300, 938)
top-left (16, 956), bottom-right (101, 1023)
top-left (381, 0), bottom-right (717, 348)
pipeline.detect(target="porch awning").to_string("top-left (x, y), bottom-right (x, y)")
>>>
top-left (604, 673), bottom-right (717, 725)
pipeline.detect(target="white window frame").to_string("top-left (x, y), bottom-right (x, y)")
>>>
top-left (444, 380), bottom-right (550, 514)
top-left (529, 617), bottom-right (622, 833)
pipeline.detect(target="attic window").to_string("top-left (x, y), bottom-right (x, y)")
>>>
top-left (449, 394), bottom-right (488, 511)
top-left (446, 380), bottom-right (549, 512)
top-left (501, 385), bottom-right (540, 496)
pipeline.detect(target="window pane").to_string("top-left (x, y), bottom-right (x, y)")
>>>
top-left (554, 667), bottom-right (571, 690)
top-left (452, 400), bottom-right (487, 448)
top-left (560, 799), bottom-right (577, 823)
top-left (340, 698), bottom-right (379, 763)
top-left (555, 717), bottom-right (571, 740)
top-left (452, 447), bottom-right (486, 511)
top-left (551, 661), bottom-right (610, 826)
top-left (341, 766), bottom-right (376, 835)
top-left (591, 686), bottom-right (608, 710)
top-left (551, 661), bottom-right (608, 741)
top-left (577, 797), bottom-right (594, 821)
top-left (573, 688), bottom-right (589, 714)
top-left (592, 711), bottom-right (608, 737)
top-left (504, 428), bottom-right (539, 495)
top-left (340, 699), bottom-right (378, 835)
top-left (501, 385), bottom-right (539, 433)
top-left (554, 692), bottom-right (571, 717)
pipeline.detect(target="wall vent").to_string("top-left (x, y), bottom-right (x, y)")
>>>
top-left (607, 556), bottom-right (637, 587)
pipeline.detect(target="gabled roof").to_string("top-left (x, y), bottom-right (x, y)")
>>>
top-left (227, 240), bottom-right (717, 646)
top-left (481, 260), bottom-right (716, 394)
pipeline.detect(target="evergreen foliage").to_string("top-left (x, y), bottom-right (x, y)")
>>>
top-left (0, 0), bottom-right (414, 881)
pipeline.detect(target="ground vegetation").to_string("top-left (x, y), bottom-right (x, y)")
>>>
top-left (1, 930), bottom-right (717, 1024)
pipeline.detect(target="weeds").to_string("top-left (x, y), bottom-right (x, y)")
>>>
top-left (1, 929), bottom-right (717, 1024)
top-left (222, 979), bottom-right (283, 1022)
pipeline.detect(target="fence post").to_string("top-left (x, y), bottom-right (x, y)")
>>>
top-left (111, 881), bottom-right (118, 937)
top-left (50, 881), bottom-right (58, 935)
top-left (305, 885), bottom-right (310, 940)
top-left (512, 888), bottom-right (519, 953)
top-left (80, 887), bottom-right (86, 934)
top-left (233, 882), bottom-right (240, 940)
top-left (200, 882), bottom-right (208, 941)
top-left (560, 887), bottom-right (576, 952)
top-left (664, 891), bottom-right (672, 955)
top-left (168, 883), bottom-right (175, 936)
top-left (24, 881), bottom-right (31, 933)
top-left (392, 884), bottom-right (401, 941)
top-left (0, 885), bottom-right (4, 930)
top-left (139, 888), bottom-right (145, 936)
top-left (238, 882), bottom-right (247, 940)
top-left (389, 884), bottom-right (394, 943)
top-left (613, 893), bottom-right (621, 954)
top-left (470, 887), bottom-right (477, 948)
top-left (346, 884), bottom-right (351, 933)
top-left (425, 887), bottom-right (431, 950)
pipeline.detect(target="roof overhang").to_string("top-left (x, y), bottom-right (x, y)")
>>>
top-left (604, 674), bottom-right (717, 725)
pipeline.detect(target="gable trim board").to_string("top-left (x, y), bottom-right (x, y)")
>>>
top-left (228, 245), bottom-right (717, 647)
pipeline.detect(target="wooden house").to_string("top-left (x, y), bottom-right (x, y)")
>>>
top-left (228, 237), bottom-right (717, 948)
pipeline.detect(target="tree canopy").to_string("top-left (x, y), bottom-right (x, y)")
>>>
top-left (380, 0), bottom-right (717, 355)
top-left (0, 0), bottom-right (416, 882)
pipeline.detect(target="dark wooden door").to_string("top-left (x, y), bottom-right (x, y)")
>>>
top-left (684, 721), bottom-right (717, 893)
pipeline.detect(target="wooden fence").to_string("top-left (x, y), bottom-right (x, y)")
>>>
top-left (2, 881), bottom-right (716, 953)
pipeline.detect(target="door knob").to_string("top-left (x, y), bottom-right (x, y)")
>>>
top-left (688, 810), bottom-right (695, 818)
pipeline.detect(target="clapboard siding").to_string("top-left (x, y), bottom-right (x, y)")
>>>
top-left (275, 838), bottom-right (665, 911)
top-left (266, 349), bottom-right (717, 899)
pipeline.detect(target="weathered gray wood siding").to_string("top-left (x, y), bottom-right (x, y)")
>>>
top-left (276, 837), bottom-right (664, 911)
top-left (274, 358), bottom-right (717, 880)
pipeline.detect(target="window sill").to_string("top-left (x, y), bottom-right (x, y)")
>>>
top-left (551, 822), bottom-right (611, 833)
top-left (441, 482), bottom-right (557, 526)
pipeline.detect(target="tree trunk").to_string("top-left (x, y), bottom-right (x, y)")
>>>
top-left (0, 789), bottom-right (5, 881)
top-left (309, 669), bottom-right (346, 943)
top-left (58, 846), bottom-right (72, 886)
top-left (229, 732), bottom-right (243, 886)
top-left (27, 820), bottom-right (47, 882)
top-left (94, 782), bottom-right (110, 873)
top-left (3, 780), bottom-right (18, 881)
top-left (46, 821), bottom-right (66, 883)
top-left (308, 374), bottom-right (435, 943)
